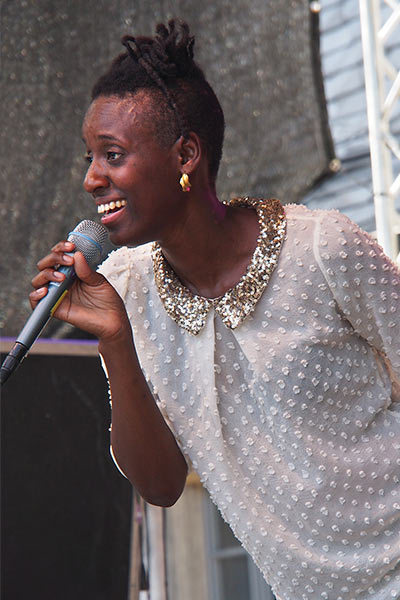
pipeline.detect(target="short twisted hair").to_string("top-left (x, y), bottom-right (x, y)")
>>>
top-left (91, 19), bottom-right (225, 181)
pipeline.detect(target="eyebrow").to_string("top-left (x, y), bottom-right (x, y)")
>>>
top-left (81, 134), bottom-right (124, 144)
top-left (98, 134), bottom-right (121, 141)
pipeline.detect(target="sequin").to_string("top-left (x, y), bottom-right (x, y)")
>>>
top-left (152, 198), bottom-right (286, 335)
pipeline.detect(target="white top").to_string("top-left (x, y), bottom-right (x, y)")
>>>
top-left (98, 203), bottom-right (400, 600)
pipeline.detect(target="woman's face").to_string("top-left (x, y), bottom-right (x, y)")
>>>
top-left (82, 93), bottom-right (182, 247)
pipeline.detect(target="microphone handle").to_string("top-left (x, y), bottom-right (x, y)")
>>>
top-left (0, 265), bottom-right (76, 385)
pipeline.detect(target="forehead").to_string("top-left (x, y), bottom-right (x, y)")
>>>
top-left (82, 92), bottom-right (156, 141)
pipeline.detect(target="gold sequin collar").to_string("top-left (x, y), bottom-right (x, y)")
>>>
top-left (152, 197), bottom-right (286, 335)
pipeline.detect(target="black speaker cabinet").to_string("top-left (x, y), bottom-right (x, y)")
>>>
top-left (1, 341), bottom-right (132, 600)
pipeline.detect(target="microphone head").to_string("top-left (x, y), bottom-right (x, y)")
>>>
top-left (67, 220), bottom-right (108, 267)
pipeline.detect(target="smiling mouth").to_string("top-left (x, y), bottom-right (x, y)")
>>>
top-left (97, 200), bottom-right (127, 215)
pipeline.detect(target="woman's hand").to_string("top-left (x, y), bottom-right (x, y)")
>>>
top-left (30, 240), bottom-right (130, 343)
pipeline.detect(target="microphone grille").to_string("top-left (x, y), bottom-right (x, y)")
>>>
top-left (67, 220), bottom-right (109, 267)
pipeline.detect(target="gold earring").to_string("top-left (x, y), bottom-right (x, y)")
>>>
top-left (180, 173), bottom-right (191, 192)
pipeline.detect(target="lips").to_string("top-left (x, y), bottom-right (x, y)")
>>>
top-left (97, 199), bottom-right (127, 215)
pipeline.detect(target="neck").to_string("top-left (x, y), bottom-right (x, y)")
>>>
top-left (159, 188), bottom-right (260, 298)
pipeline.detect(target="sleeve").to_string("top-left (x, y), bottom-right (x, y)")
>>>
top-left (314, 210), bottom-right (400, 374)
top-left (96, 246), bottom-right (133, 303)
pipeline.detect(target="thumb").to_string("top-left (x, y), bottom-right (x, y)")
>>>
top-left (73, 251), bottom-right (104, 286)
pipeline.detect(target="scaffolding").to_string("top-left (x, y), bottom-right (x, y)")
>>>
top-left (359, 0), bottom-right (400, 261)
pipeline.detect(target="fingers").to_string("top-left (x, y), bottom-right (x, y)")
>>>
top-left (50, 240), bottom-right (75, 254)
top-left (29, 285), bottom-right (48, 309)
top-left (73, 251), bottom-right (104, 287)
top-left (30, 240), bottom-right (76, 309)
top-left (32, 241), bottom-right (75, 288)
top-left (28, 240), bottom-right (107, 318)
top-left (36, 241), bottom-right (75, 272)
top-left (31, 267), bottom-right (66, 290)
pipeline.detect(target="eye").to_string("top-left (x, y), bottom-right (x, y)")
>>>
top-left (107, 151), bottom-right (122, 162)
top-left (84, 152), bottom-right (93, 164)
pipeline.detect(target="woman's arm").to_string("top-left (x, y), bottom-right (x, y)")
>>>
top-left (99, 330), bottom-right (188, 506)
top-left (30, 242), bottom-right (187, 506)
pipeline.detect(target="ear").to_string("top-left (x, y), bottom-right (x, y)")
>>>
top-left (174, 132), bottom-right (202, 175)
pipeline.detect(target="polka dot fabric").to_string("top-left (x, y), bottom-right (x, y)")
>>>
top-left (98, 204), bottom-right (400, 599)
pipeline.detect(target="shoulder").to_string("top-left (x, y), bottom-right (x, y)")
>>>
top-left (301, 207), bottom-right (400, 279)
top-left (280, 205), bottom-right (393, 272)
top-left (284, 202), bottom-right (344, 226)
top-left (283, 204), bottom-right (372, 246)
top-left (311, 207), bottom-right (379, 257)
top-left (283, 203), bottom-right (329, 238)
top-left (97, 243), bottom-right (153, 298)
top-left (281, 204), bottom-right (347, 250)
top-left (99, 243), bottom-right (152, 273)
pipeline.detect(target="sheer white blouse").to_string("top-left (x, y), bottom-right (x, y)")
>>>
top-left (98, 202), bottom-right (400, 600)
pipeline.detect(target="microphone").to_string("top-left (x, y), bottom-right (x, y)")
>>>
top-left (0, 220), bottom-right (108, 386)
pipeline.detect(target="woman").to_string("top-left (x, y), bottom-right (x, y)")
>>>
top-left (30, 20), bottom-right (400, 600)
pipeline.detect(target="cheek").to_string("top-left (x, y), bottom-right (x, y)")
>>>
top-left (119, 164), bottom-right (153, 194)
top-left (118, 172), bottom-right (137, 191)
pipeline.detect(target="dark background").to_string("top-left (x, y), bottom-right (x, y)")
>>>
top-left (1, 351), bottom-right (132, 600)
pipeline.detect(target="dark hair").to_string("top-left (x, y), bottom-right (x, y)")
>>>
top-left (91, 19), bottom-right (225, 181)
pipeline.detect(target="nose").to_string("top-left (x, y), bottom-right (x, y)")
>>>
top-left (83, 159), bottom-right (110, 195)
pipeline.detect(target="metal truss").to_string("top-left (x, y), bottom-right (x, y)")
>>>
top-left (359, 0), bottom-right (400, 261)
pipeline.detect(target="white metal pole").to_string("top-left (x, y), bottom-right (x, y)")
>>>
top-left (359, 0), bottom-right (398, 256)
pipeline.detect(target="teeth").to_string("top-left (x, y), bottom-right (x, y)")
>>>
top-left (98, 200), bottom-right (127, 214)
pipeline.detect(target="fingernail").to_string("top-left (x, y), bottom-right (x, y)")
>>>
top-left (35, 287), bottom-right (47, 295)
top-left (63, 254), bottom-right (74, 263)
top-left (54, 272), bottom-right (64, 279)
